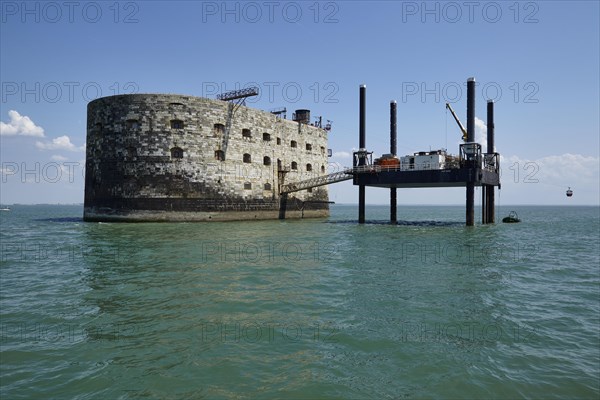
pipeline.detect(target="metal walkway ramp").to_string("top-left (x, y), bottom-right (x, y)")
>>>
top-left (280, 168), bottom-right (354, 194)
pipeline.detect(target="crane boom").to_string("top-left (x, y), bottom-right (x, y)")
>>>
top-left (446, 103), bottom-right (468, 141)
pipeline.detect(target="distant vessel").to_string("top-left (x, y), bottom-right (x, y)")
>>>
top-left (502, 211), bottom-right (520, 223)
top-left (0, 206), bottom-right (10, 211)
top-left (566, 187), bottom-right (573, 197)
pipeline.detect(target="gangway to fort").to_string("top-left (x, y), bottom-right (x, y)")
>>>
top-left (280, 167), bottom-right (354, 194)
top-left (280, 164), bottom-right (426, 194)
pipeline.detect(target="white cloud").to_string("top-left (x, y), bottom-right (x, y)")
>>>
top-left (0, 110), bottom-right (45, 137)
top-left (475, 117), bottom-right (488, 151)
top-left (36, 135), bottom-right (85, 152)
top-left (51, 155), bottom-right (68, 162)
top-left (333, 151), bottom-right (351, 158)
top-left (497, 153), bottom-right (599, 204)
top-left (501, 153), bottom-right (599, 185)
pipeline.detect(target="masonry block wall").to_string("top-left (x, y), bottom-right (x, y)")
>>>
top-left (84, 94), bottom-right (330, 221)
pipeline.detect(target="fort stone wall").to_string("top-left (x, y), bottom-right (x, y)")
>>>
top-left (84, 94), bottom-right (330, 221)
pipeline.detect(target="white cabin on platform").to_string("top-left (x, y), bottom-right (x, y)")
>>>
top-left (400, 150), bottom-right (447, 171)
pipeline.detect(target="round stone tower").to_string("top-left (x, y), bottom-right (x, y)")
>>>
top-left (84, 94), bottom-right (330, 221)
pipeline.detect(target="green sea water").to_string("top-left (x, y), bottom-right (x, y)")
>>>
top-left (1, 204), bottom-right (599, 399)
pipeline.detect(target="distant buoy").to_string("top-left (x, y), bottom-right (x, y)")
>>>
top-left (566, 187), bottom-right (573, 197)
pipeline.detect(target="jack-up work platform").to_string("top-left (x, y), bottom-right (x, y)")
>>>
top-left (353, 78), bottom-right (500, 226)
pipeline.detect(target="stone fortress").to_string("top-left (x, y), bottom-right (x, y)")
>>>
top-left (84, 93), bottom-right (331, 221)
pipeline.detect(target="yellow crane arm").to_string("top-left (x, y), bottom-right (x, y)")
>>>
top-left (446, 103), bottom-right (468, 141)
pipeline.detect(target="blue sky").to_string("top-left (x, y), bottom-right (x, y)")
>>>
top-left (1, 0), bottom-right (598, 205)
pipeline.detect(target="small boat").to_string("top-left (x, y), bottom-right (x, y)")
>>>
top-left (566, 187), bottom-right (573, 197)
top-left (0, 207), bottom-right (10, 211)
top-left (502, 211), bottom-right (520, 223)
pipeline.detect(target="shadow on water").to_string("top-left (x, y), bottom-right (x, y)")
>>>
top-left (326, 219), bottom-right (464, 227)
top-left (33, 216), bottom-right (463, 227)
top-left (33, 217), bottom-right (84, 223)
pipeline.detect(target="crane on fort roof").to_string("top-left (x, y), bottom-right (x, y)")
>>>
top-left (216, 87), bottom-right (259, 160)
